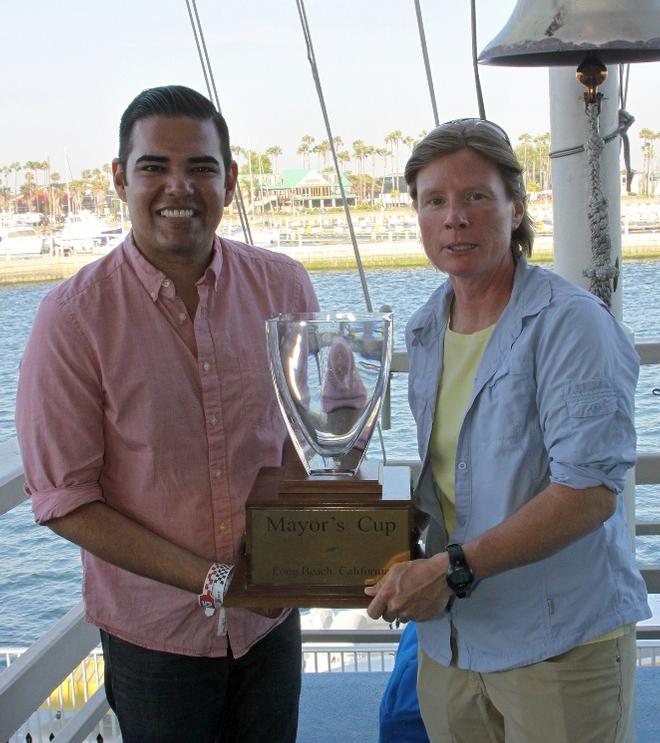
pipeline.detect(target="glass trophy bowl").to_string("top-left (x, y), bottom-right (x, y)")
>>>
top-left (266, 312), bottom-right (393, 476)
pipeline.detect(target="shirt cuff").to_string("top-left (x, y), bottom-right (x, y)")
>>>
top-left (550, 462), bottom-right (628, 494)
top-left (31, 483), bottom-right (104, 524)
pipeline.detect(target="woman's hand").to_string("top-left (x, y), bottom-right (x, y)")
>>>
top-left (364, 553), bottom-right (453, 624)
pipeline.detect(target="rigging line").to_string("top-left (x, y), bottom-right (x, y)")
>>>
top-left (295, 0), bottom-right (388, 464)
top-left (185, 0), bottom-right (253, 246)
top-left (414, 0), bottom-right (439, 127)
top-left (191, 0), bottom-right (221, 114)
top-left (469, 0), bottom-right (486, 120)
top-left (294, 0), bottom-right (374, 313)
top-left (185, 0), bottom-right (212, 101)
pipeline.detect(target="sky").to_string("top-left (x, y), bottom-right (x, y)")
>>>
top-left (1, 0), bottom-right (658, 180)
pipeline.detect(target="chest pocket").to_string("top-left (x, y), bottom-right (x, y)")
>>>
top-left (479, 365), bottom-right (538, 447)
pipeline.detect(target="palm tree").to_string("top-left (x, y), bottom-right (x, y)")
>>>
top-left (385, 130), bottom-right (402, 194)
top-left (315, 139), bottom-right (330, 171)
top-left (517, 133), bottom-right (533, 184)
top-left (639, 128), bottom-right (659, 195)
top-left (49, 172), bottom-right (66, 219)
top-left (352, 140), bottom-right (367, 202)
top-left (20, 172), bottom-right (36, 212)
top-left (266, 146), bottom-right (282, 179)
top-left (377, 147), bottom-right (390, 198)
top-left (297, 143), bottom-right (310, 169)
top-left (364, 145), bottom-right (378, 204)
top-left (299, 135), bottom-right (315, 170)
top-left (10, 162), bottom-right (21, 199)
top-left (534, 133), bottom-right (551, 193)
top-left (89, 168), bottom-right (111, 216)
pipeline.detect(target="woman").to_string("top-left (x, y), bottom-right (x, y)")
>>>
top-left (365, 119), bottom-right (650, 742)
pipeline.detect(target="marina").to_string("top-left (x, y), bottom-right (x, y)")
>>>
top-left (1, 258), bottom-right (660, 741)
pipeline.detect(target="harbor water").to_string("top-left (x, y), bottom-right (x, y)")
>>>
top-left (1, 259), bottom-right (659, 646)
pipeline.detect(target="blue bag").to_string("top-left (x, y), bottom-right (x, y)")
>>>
top-left (379, 622), bottom-right (430, 742)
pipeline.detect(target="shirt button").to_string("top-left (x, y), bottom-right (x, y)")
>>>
top-left (457, 462), bottom-right (467, 470)
top-left (202, 361), bottom-right (211, 372)
top-left (214, 468), bottom-right (222, 479)
top-left (178, 312), bottom-right (187, 322)
top-left (162, 279), bottom-right (171, 288)
top-left (209, 415), bottom-right (217, 425)
top-left (218, 521), bottom-right (226, 532)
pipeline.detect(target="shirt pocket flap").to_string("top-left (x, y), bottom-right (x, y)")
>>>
top-left (565, 380), bottom-right (618, 418)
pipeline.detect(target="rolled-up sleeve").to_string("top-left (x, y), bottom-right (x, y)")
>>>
top-left (536, 297), bottom-right (639, 494)
top-left (16, 294), bottom-right (105, 524)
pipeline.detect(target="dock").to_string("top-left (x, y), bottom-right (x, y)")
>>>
top-left (1, 232), bottom-right (660, 284)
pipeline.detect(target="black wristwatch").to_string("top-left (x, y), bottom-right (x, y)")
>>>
top-left (445, 543), bottom-right (475, 598)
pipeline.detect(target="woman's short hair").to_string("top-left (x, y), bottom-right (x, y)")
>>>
top-left (405, 120), bottom-right (534, 258)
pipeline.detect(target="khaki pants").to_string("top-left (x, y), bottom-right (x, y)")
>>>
top-left (417, 631), bottom-right (635, 743)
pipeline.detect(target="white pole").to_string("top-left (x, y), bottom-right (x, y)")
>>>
top-left (549, 65), bottom-right (635, 743)
top-left (549, 66), bottom-right (622, 319)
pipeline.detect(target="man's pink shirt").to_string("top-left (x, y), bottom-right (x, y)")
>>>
top-left (16, 234), bottom-right (318, 657)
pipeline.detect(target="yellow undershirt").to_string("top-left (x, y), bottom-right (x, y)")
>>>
top-left (430, 322), bottom-right (495, 536)
top-left (429, 320), bottom-right (625, 646)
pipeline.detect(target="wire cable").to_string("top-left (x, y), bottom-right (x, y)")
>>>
top-left (185, 0), bottom-right (253, 245)
top-left (294, 0), bottom-right (374, 313)
top-left (470, 0), bottom-right (486, 120)
top-left (414, 0), bottom-right (439, 127)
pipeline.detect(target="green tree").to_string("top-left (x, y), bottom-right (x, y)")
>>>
top-left (516, 133), bottom-right (532, 184)
top-left (385, 130), bottom-right (402, 193)
top-left (639, 128), bottom-right (659, 195)
top-left (266, 145), bottom-right (282, 178)
top-left (298, 135), bottom-right (315, 169)
top-left (352, 140), bottom-right (367, 202)
top-left (314, 139), bottom-right (330, 171)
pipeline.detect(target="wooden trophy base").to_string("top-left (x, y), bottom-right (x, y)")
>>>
top-left (224, 457), bottom-right (413, 609)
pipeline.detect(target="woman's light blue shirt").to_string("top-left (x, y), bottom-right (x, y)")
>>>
top-left (407, 258), bottom-right (651, 672)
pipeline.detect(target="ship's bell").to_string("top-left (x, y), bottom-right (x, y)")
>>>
top-left (479, 0), bottom-right (660, 66)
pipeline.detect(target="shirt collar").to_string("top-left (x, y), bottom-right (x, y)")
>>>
top-left (121, 232), bottom-right (223, 302)
top-left (410, 256), bottom-right (553, 347)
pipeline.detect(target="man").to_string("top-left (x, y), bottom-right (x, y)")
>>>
top-left (16, 85), bottom-right (319, 743)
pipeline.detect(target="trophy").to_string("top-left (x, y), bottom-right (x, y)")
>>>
top-left (224, 312), bottom-right (415, 608)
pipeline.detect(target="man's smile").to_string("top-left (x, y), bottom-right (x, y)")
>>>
top-left (157, 208), bottom-right (199, 218)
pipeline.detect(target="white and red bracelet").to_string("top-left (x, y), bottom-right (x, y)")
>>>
top-left (198, 562), bottom-right (234, 617)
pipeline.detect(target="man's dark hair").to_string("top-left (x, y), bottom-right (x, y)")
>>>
top-left (118, 85), bottom-right (232, 173)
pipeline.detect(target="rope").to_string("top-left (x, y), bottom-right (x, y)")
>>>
top-left (582, 99), bottom-right (618, 307)
top-left (549, 66), bottom-right (634, 192)
top-left (294, 0), bottom-right (373, 313)
top-left (185, 0), bottom-right (253, 245)
top-left (470, 0), bottom-right (486, 120)
top-left (414, 0), bottom-right (439, 127)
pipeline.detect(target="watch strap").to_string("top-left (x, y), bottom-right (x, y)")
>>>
top-left (446, 543), bottom-right (474, 598)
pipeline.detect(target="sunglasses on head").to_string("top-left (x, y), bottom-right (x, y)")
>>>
top-left (434, 118), bottom-right (511, 146)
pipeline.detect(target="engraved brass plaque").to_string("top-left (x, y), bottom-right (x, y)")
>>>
top-left (223, 458), bottom-right (414, 609)
top-left (248, 505), bottom-right (411, 586)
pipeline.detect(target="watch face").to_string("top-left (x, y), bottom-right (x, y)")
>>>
top-left (449, 566), bottom-right (472, 587)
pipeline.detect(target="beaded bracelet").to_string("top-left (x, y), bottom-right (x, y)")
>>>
top-left (198, 562), bottom-right (235, 617)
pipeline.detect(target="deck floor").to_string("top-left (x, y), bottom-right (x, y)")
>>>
top-left (298, 668), bottom-right (660, 742)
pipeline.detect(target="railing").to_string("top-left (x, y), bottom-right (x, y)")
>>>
top-left (1, 339), bottom-right (659, 742)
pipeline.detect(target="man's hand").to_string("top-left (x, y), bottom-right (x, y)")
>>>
top-left (364, 553), bottom-right (452, 624)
